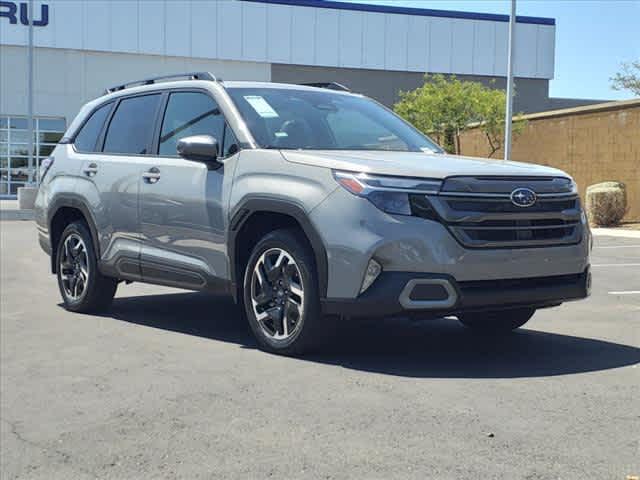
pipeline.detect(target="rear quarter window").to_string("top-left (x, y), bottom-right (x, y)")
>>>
top-left (74, 103), bottom-right (113, 152)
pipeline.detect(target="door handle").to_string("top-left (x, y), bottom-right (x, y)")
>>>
top-left (142, 167), bottom-right (161, 184)
top-left (82, 163), bottom-right (98, 177)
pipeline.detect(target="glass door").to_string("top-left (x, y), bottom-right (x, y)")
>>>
top-left (0, 115), bottom-right (65, 198)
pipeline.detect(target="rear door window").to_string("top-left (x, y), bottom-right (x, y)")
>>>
top-left (103, 94), bottom-right (161, 154)
top-left (159, 92), bottom-right (224, 156)
top-left (74, 103), bottom-right (113, 152)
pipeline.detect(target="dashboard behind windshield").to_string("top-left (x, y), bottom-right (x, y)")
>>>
top-left (226, 87), bottom-right (442, 153)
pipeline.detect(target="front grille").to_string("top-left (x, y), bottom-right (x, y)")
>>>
top-left (447, 198), bottom-right (578, 213)
top-left (419, 176), bottom-right (583, 249)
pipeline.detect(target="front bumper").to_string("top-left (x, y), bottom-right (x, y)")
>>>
top-left (310, 187), bottom-right (591, 299)
top-left (37, 225), bottom-right (51, 256)
top-left (321, 268), bottom-right (591, 318)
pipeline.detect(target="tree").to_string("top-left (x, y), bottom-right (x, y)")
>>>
top-left (394, 74), bottom-right (525, 157)
top-left (610, 60), bottom-right (640, 96)
top-left (477, 86), bottom-right (526, 158)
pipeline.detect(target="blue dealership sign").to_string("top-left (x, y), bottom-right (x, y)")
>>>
top-left (0, 1), bottom-right (49, 26)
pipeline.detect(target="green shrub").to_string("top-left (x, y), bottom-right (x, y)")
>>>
top-left (585, 182), bottom-right (627, 227)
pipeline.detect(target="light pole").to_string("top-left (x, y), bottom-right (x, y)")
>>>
top-left (27, 0), bottom-right (35, 184)
top-left (504, 0), bottom-right (516, 161)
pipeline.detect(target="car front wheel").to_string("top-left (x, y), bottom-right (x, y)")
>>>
top-left (242, 228), bottom-right (325, 355)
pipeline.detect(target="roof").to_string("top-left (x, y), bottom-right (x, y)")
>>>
top-left (94, 79), bottom-right (356, 103)
top-left (222, 81), bottom-right (354, 93)
top-left (244, 0), bottom-right (556, 25)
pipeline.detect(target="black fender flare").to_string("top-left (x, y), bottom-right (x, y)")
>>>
top-left (227, 197), bottom-right (329, 300)
top-left (47, 194), bottom-right (101, 273)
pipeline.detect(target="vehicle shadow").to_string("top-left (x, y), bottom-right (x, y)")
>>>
top-left (102, 291), bottom-right (640, 379)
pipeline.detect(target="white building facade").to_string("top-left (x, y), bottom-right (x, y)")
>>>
top-left (1, 0), bottom-right (565, 196)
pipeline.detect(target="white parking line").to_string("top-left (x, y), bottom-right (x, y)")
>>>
top-left (591, 228), bottom-right (640, 239)
top-left (594, 245), bottom-right (640, 249)
top-left (608, 291), bottom-right (640, 295)
top-left (592, 263), bottom-right (640, 267)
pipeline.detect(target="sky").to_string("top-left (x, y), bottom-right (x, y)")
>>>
top-left (342, 0), bottom-right (640, 100)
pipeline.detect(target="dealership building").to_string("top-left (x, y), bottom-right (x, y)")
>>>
top-left (1, 0), bottom-right (600, 196)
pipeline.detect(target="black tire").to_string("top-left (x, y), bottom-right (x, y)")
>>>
top-left (457, 307), bottom-right (536, 333)
top-left (242, 228), bottom-right (325, 355)
top-left (56, 221), bottom-right (117, 313)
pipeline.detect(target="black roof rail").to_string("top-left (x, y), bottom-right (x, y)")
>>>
top-left (104, 72), bottom-right (219, 95)
top-left (299, 82), bottom-right (351, 92)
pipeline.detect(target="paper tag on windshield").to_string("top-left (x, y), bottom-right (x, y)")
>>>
top-left (244, 95), bottom-right (279, 118)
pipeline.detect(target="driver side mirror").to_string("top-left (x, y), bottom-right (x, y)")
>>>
top-left (177, 135), bottom-right (220, 165)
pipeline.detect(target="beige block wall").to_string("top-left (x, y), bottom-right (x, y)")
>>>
top-left (459, 101), bottom-right (640, 221)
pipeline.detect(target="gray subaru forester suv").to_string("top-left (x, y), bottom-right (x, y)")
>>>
top-left (35, 72), bottom-right (591, 355)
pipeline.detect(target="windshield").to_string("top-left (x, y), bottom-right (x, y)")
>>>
top-left (227, 87), bottom-right (443, 153)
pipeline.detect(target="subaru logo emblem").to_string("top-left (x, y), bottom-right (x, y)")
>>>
top-left (510, 188), bottom-right (537, 207)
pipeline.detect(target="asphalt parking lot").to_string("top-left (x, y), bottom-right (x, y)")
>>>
top-left (1, 220), bottom-right (638, 480)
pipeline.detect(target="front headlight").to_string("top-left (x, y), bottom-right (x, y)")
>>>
top-left (333, 170), bottom-right (442, 215)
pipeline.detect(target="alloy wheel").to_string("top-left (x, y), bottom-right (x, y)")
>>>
top-left (59, 233), bottom-right (89, 300)
top-left (250, 248), bottom-right (305, 340)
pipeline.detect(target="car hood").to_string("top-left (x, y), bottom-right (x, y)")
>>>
top-left (281, 150), bottom-right (569, 179)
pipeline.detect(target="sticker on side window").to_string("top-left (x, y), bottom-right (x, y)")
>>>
top-left (244, 96), bottom-right (279, 118)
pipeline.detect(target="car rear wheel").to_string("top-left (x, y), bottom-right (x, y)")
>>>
top-left (457, 307), bottom-right (536, 333)
top-left (242, 228), bottom-right (325, 355)
top-left (56, 221), bottom-right (117, 313)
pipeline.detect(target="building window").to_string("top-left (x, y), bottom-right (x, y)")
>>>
top-left (0, 115), bottom-right (66, 197)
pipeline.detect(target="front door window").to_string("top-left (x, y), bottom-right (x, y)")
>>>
top-left (158, 92), bottom-right (224, 156)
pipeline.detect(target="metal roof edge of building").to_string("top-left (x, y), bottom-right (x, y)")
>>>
top-left (243, 0), bottom-right (556, 25)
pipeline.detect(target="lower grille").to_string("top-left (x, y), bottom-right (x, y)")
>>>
top-left (459, 272), bottom-right (585, 290)
top-left (455, 224), bottom-right (577, 245)
top-left (457, 271), bottom-right (589, 308)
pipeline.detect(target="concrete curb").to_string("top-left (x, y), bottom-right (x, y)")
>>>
top-left (0, 209), bottom-right (35, 221)
top-left (591, 228), bottom-right (640, 239)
